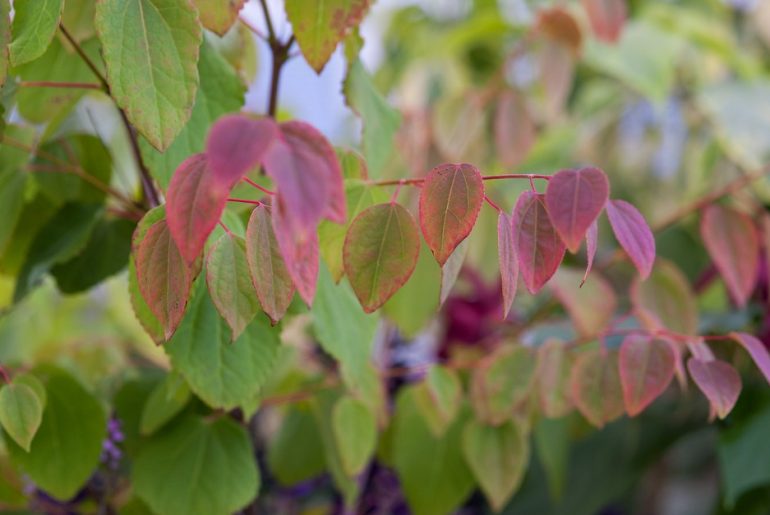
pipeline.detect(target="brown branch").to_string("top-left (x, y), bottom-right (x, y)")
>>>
top-left (19, 81), bottom-right (103, 90)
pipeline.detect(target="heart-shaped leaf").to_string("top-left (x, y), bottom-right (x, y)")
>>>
top-left (194, 0), bottom-right (245, 36)
top-left (166, 153), bottom-right (228, 264)
top-left (545, 167), bottom-right (609, 253)
top-left (206, 114), bottom-right (278, 189)
top-left (272, 198), bottom-right (320, 305)
top-left (0, 383), bottom-right (43, 452)
top-left (606, 199), bottom-right (655, 279)
top-left (245, 205), bottom-right (295, 323)
top-left (729, 332), bottom-right (770, 386)
top-left (687, 357), bottom-right (741, 419)
top-left (498, 211), bottom-right (518, 318)
top-left (206, 232), bottom-right (260, 340)
top-left (135, 219), bottom-right (193, 341)
top-left (512, 191), bottom-right (566, 293)
top-left (700, 204), bottom-right (759, 307)
top-left (419, 163), bottom-right (484, 265)
top-left (570, 348), bottom-right (624, 428)
top-left (343, 202), bottom-right (420, 313)
top-left (618, 335), bottom-right (675, 416)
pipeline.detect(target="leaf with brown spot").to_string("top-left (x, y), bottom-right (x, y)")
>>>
top-left (194, 0), bottom-right (245, 36)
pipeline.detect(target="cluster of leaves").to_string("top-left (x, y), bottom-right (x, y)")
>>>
top-left (3, 0), bottom-right (770, 513)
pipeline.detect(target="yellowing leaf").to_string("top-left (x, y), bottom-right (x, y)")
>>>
top-left (569, 348), bottom-right (624, 428)
top-left (194, 0), bottom-right (245, 35)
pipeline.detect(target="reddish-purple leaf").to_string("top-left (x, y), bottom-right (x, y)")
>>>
top-left (246, 204), bottom-right (295, 323)
top-left (205, 232), bottom-right (259, 340)
top-left (618, 335), bottom-right (675, 416)
top-left (166, 154), bottom-right (227, 263)
top-left (262, 121), bottom-right (345, 237)
top-left (206, 114), bottom-right (278, 188)
top-left (545, 167), bottom-right (609, 253)
top-left (419, 163), bottom-right (484, 266)
top-left (605, 199), bottom-right (655, 279)
top-left (494, 90), bottom-right (536, 168)
top-left (687, 357), bottom-right (741, 419)
top-left (135, 219), bottom-right (193, 341)
top-left (582, 220), bottom-right (598, 286)
top-left (512, 191), bottom-right (566, 294)
top-left (343, 202), bottom-right (420, 313)
top-left (700, 204), bottom-right (759, 307)
top-left (498, 211), bottom-right (517, 318)
top-left (729, 332), bottom-right (770, 386)
top-left (272, 197), bottom-right (319, 305)
top-left (582, 0), bottom-right (626, 43)
top-left (570, 348), bottom-right (624, 428)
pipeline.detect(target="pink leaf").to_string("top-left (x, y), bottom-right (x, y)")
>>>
top-left (498, 211), bottom-right (518, 318)
top-left (493, 90), bottom-right (536, 168)
top-left (700, 204), bottom-right (759, 307)
top-left (544, 167), bottom-right (609, 253)
top-left (606, 199), bottom-right (655, 279)
top-left (166, 154), bottom-right (227, 263)
top-left (618, 335), bottom-right (675, 416)
top-left (582, 0), bottom-right (627, 43)
top-left (729, 332), bottom-right (770, 386)
top-left (135, 219), bottom-right (193, 341)
top-left (272, 196), bottom-right (319, 305)
top-left (419, 163), bottom-right (484, 265)
top-left (582, 220), bottom-right (598, 286)
top-left (512, 191), bottom-right (566, 293)
top-left (687, 357), bottom-right (741, 419)
top-left (206, 114), bottom-right (279, 188)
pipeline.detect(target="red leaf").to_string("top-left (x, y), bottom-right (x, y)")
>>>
top-left (166, 154), bottom-right (227, 263)
top-left (272, 197), bottom-right (319, 305)
top-left (582, 0), bottom-right (627, 43)
top-left (729, 332), bottom-right (770, 386)
top-left (570, 348), bottom-right (624, 428)
top-left (605, 199), bottom-right (655, 279)
top-left (582, 220), bottom-right (598, 286)
top-left (493, 90), bottom-right (536, 168)
top-left (206, 114), bottom-right (279, 188)
top-left (343, 202), bottom-right (420, 313)
top-left (687, 357), bottom-right (741, 419)
top-left (700, 204), bottom-right (759, 307)
top-left (618, 335), bottom-right (675, 416)
top-left (512, 191), bottom-right (566, 293)
top-left (135, 219), bottom-right (193, 341)
top-left (498, 211), bottom-right (518, 318)
top-left (246, 204), bottom-right (296, 323)
top-left (263, 121), bottom-right (345, 237)
top-left (545, 167), bottom-right (609, 253)
top-left (419, 163), bottom-right (484, 265)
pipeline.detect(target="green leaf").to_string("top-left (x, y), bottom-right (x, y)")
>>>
top-left (14, 203), bottom-right (102, 302)
top-left (266, 403), bottom-right (326, 486)
top-left (52, 218), bottom-right (135, 294)
top-left (631, 259), bottom-right (698, 336)
top-left (286, 0), bottom-right (373, 73)
top-left (0, 0), bottom-right (9, 86)
top-left (193, 0), bottom-right (244, 36)
top-left (0, 132), bottom-right (31, 256)
top-left (140, 39), bottom-right (245, 188)
top-left (332, 396), bottom-right (377, 476)
top-left (9, 0), bottom-right (64, 66)
top-left (312, 265), bottom-right (379, 390)
top-left (393, 387), bottom-right (475, 515)
top-left (12, 373), bottom-right (46, 408)
top-left (61, 0), bottom-right (97, 41)
top-left (413, 365), bottom-right (462, 437)
top-left (0, 383), bottom-right (43, 452)
top-left (533, 416), bottom-right (569, 499)
top-left (6, 367), bottom-right (107, 500)
top-left (133, 414), bottom-right (259, 515)
top-left (462, 418), bottom-right (529, 512)
top-left (471, 345), bottom-right (536, 425)
top-left (718, 403), bottom-right (770, 506)
top-left (95, 0), bottom-right (202, 151)
top-left (344, 59), bottom-right (401, 178)
top-left (205, 233), bottom-right (260, 340)
top-left (166, 279), bottom-right (280, 410)
top-left (140, 372), bottom-right (191, 435)
top-left (569, 348), bottom-right (625, 428)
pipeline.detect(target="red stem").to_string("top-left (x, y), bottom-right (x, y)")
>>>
top-left (20, 81), bottom-right (103, 90)
top-left (0, 366), bottom-right (10, 385)
top-left (218, 220), bottom-right (233, 235)
top-left (366, 173), bottom-right (551, 188)
top-left (484, 195), bottom-right (502, 212)
top-left (242, 177), bottom-right (275, 195)
top-left (228, 198), bottom-right (263, 206)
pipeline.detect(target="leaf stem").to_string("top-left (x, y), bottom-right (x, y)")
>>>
top-left (59, 24), bottom-right (109, 91)
top-left (483, 195), bottom-right (502, 212)
top-left (0, 365), bottom-right (10, 385)
top-left (366, 173), bottom-right (552, 188)
top-left (242, 177), bottom-right (275, 195)
top-left (227, 197), bottom-right (263, 206)
top-left (19, 81), bottom-right (103, 90)
top-left (218, 220), bottom-right (233, 236)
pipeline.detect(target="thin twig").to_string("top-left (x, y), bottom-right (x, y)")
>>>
top-left (19, 81), bottom-right (103, 90)
top-left (59, 25), bottom-right (109, 91)
top-left (242, 177), bottom-right (275, 195)
top-left (228, 197), bottom-right (263, 206)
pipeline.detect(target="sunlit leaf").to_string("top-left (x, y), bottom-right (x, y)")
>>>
top-left (0, 383), bottom-right (42, 452)
top-left (439, 239), bottom-right (468, 306)
top-left (545, 167), bottom-right (609, 253)
top-left (245, 204), bottom-right (295, 323)
top-left (700, 204), bottom-right (759, 307)
top-left (605, 199), bottom-right (655, 279)
top-left (631, 259), bottom-right (697, 335)
top-left (687, 357), bottom-right (741, 419)
top-left (569, 348), bottom-right (624, 428)
top-left (618, 335), bottom-right (675, 416)
top-left (498, 210), bottom-right (518, 318)
top-left (512, 191), bottom-right (566, 293)
top-left (419, 163), bottom-right (484, 266)
top-left (206, 232), bottom-right (259, 340)
top-left (344, 202), bottom-right (420, 313)
top-left (9, 0), bottom-right (63, 66)
top-left (96, 0), bottom-right (202, 150)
